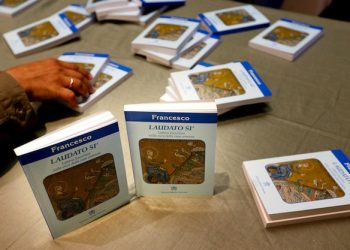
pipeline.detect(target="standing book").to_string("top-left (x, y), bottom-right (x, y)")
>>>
top-left (243, 149), bottom-right (350, 227)
top-left (198, 5), bottom-right (269, 35)
top-left (249, 18), bottom-right (323, 61)
top-left (14, 111), bottom-right (130, 238)
top-left (3, 13), bottom-right (79, 57)
top-left (124, 101), bottom-right (217, 196)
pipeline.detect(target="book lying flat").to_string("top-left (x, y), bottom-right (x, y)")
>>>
top-left (86, 0), bottom-right (129, 13)
top-left (249, 18), bottom-right (323, 61)
top-left (56, 4), bottom-right (93, 30)
top-left (170, 61), bottom-right (272, 110)
top-left (243, 149), bottom-right (350, 227)
top-left (198, 5), bottom-right (269, 35)
top-left (3, 13), bottom-right (79, 57)
top-left (96, 2), bottom-right (139, 20)
top-left (14, 111), bottom-right (130, 238)
top-left (131, 15), bottom-right (201, 56)
top-left (136, 0), bottom-right (185, 8)
top-left (124, 101), bottom-right (217, 196)
top-left (75, 60), bottom-right (133, 112)
top-left (0, 0), bottom-right (37, 17)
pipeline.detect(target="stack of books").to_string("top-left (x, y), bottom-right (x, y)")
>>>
top-left (57, 51), bottom-right (133, 112)
top-left (159, 61), bottom-right (272, 115)
top-left (3, 4), bottom-right (93, 57)
top-left (132, 15), bottom-right (219, 68)
top-left (0, 0), bottom-right (38, 17)
top-left (198, 5), bottom-right (269, 35)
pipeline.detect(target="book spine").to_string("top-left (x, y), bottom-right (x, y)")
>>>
top-left (198, 13), bottom-right (218, 33)
top-left (280, 18), bottom-right (323, 31)
top-left (59, 13), bottom-right (78, 33)
top-left (332, 149), bottom-right (350, 174)
top-left (62, 51), bottom-right (110, 58)
top-left (241, 61), bottom-right (272, 97)
top-left (108, 61), bottom-right (133, 73)
top-left (160, 15), bottom-right (200, 23)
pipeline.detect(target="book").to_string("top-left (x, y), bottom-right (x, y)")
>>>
top-left (136, 0), bottom-right (185, 8)
top-left (56, 4), bottom-right (93, 30)
top-left (73, 60), bottom-right (133, 112)
top-left (96, 2), bottom-right (139, 20)
top-left (143, 29), bottom-right (210, 67)
top-left (86, 0), bottom-right (129, 13)
top-left (172, 34), bottom-right (220, 70)
top-left (0, 0), bottom-right (37, 17)
top-left (242, 149), bottom-right (350, 227)
top-left (249, 18), bottom-right (324, 61)
top-left (14, 111), bottom-right (130, 238)
top-left (3, 13), bottom-right (79, 57)
top-left (131, 15), bottom-right (201, 56)
top-left (124, 101), bottom-right (217, 196)
top-left (198, 5), bottom-right (269, 35)
top-left (169, 61), bottom-right (272, 111)
top-left (58, 52), bottom-right (110, 84)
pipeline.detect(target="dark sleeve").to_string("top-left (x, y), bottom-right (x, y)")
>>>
top-left (0, 71), bottom-right (36, 143)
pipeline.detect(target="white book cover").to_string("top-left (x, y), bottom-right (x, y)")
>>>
top-left (96, 2), bottom-right (139, 20)
top-left (198, 5), bottom-right (269, 35)
top-left (58, 51), bottom-right (109, 83)
top-left (159, 92), bottom-right (176, 102)
top-left (3, 13), bottom-right (79, 57)
top-left (0, 0), bottom-right (37, 17)
top-left (86, 0), bottom-right (129, 13)
top-left (243, 149), bottom-right (350, 226)
top-left (131, 15), bottom-right (201, 55)
top-left (172, 34), bottom-right (220, 70)
top-left (137, 0), bottom-right (185, 8)
top-left (14, 111), bottom-right (130, 238)
top-left (249, 18), bottom-right (324, 61)
top-left (124, 101), bottom-right (217, 196)
top-left (56, 4), bottom-right (93, 30)
top-left (75, 60), bottom-right (133, 112)
top-left (171, 61), bottom-right (272, 110)
top-left (142, 29), bottom-right (210, 66)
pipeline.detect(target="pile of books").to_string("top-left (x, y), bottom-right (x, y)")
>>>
top-left (87, 0), bottom-right (185, 25)
top-left (3, 4), bottom-right (93, 57)
top-left (159, 61), bottom-right (272, 115)
top-left (132, 15), bottom-right (220, 69)
top-left (57, 51), bottom-right (133, 112)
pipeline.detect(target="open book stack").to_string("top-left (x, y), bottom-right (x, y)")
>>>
top-left (160, 61), bottom-right (272, 115)
top-left (2, 4), bottom-right (93, 57)
top-left (198, 5), bottom-right (269, 35)
top-left (0, 0), bottom-right (38, 17)
top-left (132, 15), bottom-right (219, 68)
top-left (57, 51), bottom-right (133, 112)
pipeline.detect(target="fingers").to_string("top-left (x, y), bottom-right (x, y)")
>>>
top-left (63, 68), bottom-right (95, 94)
top-left (64, 76), bottom-right (91, 98)
top-left (58, 60), bottom-right (93, 80)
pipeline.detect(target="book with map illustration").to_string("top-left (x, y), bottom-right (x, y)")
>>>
top-left (0, 0), bottom-right (37, 17)
top-left (131, 15), bottom-right (200, 56)
top-left (124, 101), bottom-right (217, 196)
top-left (3, 13), bottom-right (79, 57)
top-left (14, 111), bottom-right (130, 238)
top-left (249, 18), bottom-right (323, 61)
top-left (56, 4), bottom-right (93, 30)
top-left (243, 149), bottom-right (350, 227)
top-left (170, 61), bottom-right (272, 111)
top-left (198, 5), bottom-right (269, 35)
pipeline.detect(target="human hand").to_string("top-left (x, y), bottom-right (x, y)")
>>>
top-left (6, 58), bottom-right (95, 108)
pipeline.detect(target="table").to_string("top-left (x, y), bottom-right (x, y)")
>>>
top-left (1, 0), bottom-right (350, 249)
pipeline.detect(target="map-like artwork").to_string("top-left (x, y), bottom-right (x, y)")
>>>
top-left (18, 21), bottom-right (59, 47)
top-left (74, 62), bottom-right (95, 72)
top-left (0, 0), bottom-right (26, 7)
top-left (94, 72), bottom-right (112, 88)
top-left (145, 23), bottom-right (187, 41)
top-left (43, 153), bottom-right (119, 220)
top-left (139, 139), bottom-right (206, 184)
top-left (189, 68), bottom-right (245, 99)
top-left (216, 9), bottom-right (255, 26)
top-left (265, 158), bottom-right (345, 204)
top-left (63, 11), bottom-right (87, 26)
top-left (181, 41), bottom-right (206, 60)
top-left (263, 26), bottom-right (308, 47)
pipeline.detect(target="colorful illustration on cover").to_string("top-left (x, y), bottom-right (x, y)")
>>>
top-left (188, 68), bottom-right (245, 100)
top-left (0, 0), bottom-right (26, 7)
top-left (94, 72), bottom-right (112, 88)
top-left (181, 41), bottom-right (206, 60)
top-left (216, 9), bottom-right (255, 26)
top-left (139, 139), bottom-right (205, 184)
top-left (145, 23), bottom-right (187, 41)
top-left (18, 21), bottom-right (59, 47)
top-left (263, 26), bottom-right (308, 47)
top-left (43, 153), bottom-right (119, 221)
top-left (265, 158), bottom-right (345, 204)
top-left (63, 11), bottom-right (87, 26)
top-left (73, 62), bottom-right (95, 73)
